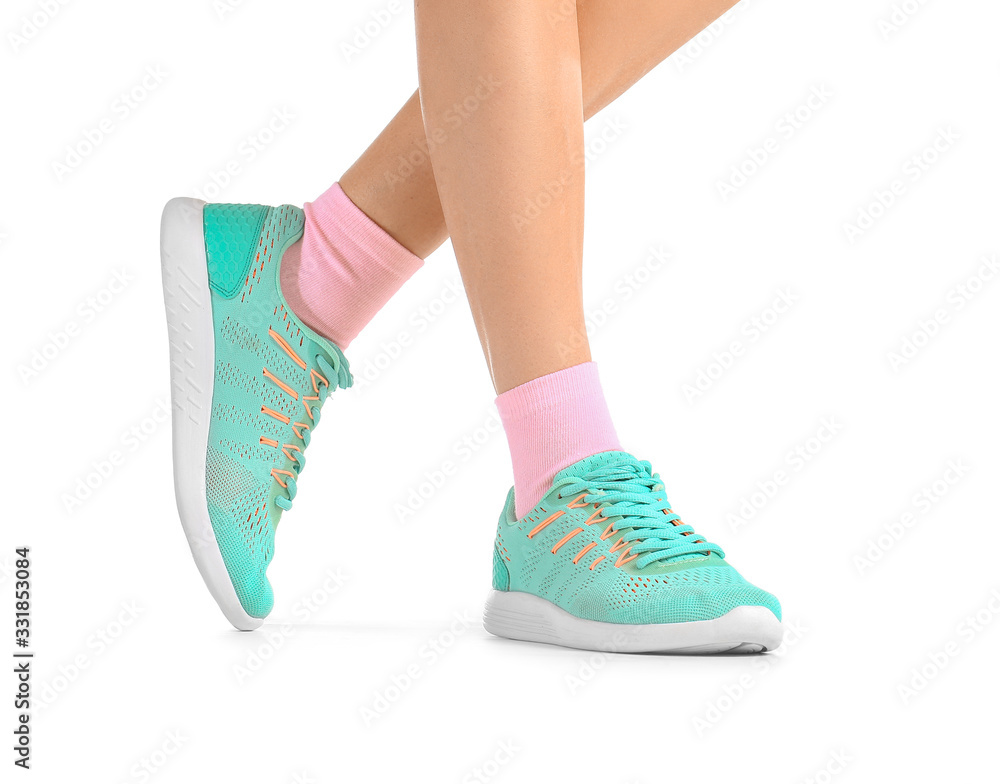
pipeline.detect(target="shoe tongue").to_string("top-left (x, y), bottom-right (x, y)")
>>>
top-left (553, 450), bottom-right (638, 482)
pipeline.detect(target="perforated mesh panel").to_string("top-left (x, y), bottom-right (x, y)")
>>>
top-left (496, 500), bottom-right (781, 625)
top-left (199, 202), bottom-right (331, 620)
top-left (205, 446), bottom-right (274, 618)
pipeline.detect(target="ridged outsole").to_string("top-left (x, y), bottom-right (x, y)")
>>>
top-left (483, 590), bottom-right (783, 654)
top-left (161, 197), bottom-right (263, 632)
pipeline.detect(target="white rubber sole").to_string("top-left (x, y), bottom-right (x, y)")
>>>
top-left (160, 197), bottom-right (262, 632)
top-left (483, 591), bottom-right (783, 654)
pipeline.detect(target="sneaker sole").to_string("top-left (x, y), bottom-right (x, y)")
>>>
top-left (160, 197), bottom-right (262, 632)
top-left (483, 590), bottom-right (783, 653)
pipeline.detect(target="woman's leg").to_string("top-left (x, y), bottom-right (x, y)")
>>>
top-left (413, 0), bottom-right (783, 654)
top-left (284, 0), bottom-right (739, 353)
top-left (415, 0), bottom-right (587, 393)
top-left (342, 0), bottom-right (741, 260)
top-left (415, 0), bottom-right (612, 524)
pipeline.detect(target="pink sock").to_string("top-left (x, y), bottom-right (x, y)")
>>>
top-left (280, 183), bottom-right (423, 349)
top-left (496, 362), bottom-right (622, 518)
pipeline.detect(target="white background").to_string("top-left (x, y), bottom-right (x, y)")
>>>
top-left (5, 0), bottom-right (1000, 781)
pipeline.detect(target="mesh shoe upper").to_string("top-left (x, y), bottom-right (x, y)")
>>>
top-left (493, 451), bottom-right (781, 625)
top-left (202, 204), bottom-right (351, 618)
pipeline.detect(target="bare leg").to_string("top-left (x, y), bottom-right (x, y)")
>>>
top-left (413, 0), bottom-right (588, 392)
top-left (341, 0), bottom-right (740, 261)
top-left (349, 0), bottom-right (785, 654)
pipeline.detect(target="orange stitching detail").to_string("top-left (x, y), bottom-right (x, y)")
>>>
top-left (268, 328), bottom-right (307, 369)
top-left (572, 541), bottom-right (598, 564)
top-left (615, 549), bottom-right (639, 567)
top-left (566, 494), bottom-right (589, 509)
top-left (292, 422), bottom-right (309, 440)
top-left (589, 556), bottom-right (606, 571)
top-left (302, 394), bottom-right (320, 421)
top-left (261, 406), bottom-right (290, 424)
top-left (609, 537), bottom-right (630, 554)
top-left (528, 510), bottom-right (564, 539)
top-left (551, 528), bottom-right (583, 554)
top-left (270, 468), bottom-right (294, 488)
top-left (263, 368), bottom-right (299, 400)
top-left (281, 443), bottom-right (301, 462)
top-left (259, 437), bottom-right (278, 447)
top-left (599, 523), bottom-right (617, 541)
top-left (583, 508), bottom-right (606, 526)
top-left (309, 368), bottom-right (329, 394)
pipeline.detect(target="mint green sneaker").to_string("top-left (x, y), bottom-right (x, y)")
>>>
top-left (160, 198), bottom-right (352, 630)
top-left (484, 451), bottom-right (783, 653)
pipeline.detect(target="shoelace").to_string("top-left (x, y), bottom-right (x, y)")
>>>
top-left (558, 457), bottom-right (724, 568)
top-left (273, 352), bottom-right (352, 512)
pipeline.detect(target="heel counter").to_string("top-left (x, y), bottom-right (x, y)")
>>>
top-left (203, 203), bottom-right (270, 298)
top-left (492, 545), bottom-right (509, 591)
top-left (491, 487), bottom-right (517, 591)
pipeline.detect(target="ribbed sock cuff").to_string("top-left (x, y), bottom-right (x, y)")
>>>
top-left (496, 362), bottom-right (621, 518)
top-left (280, 183), bottom-right (423, 349)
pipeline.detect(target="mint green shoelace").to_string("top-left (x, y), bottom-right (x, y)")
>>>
top-left (558, 458), bottom-right (724, 567)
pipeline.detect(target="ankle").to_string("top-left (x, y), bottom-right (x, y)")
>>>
top-left (279, 183), bottom-right (424, 350)
top-left (497, 362), bottom-right (621, 518)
